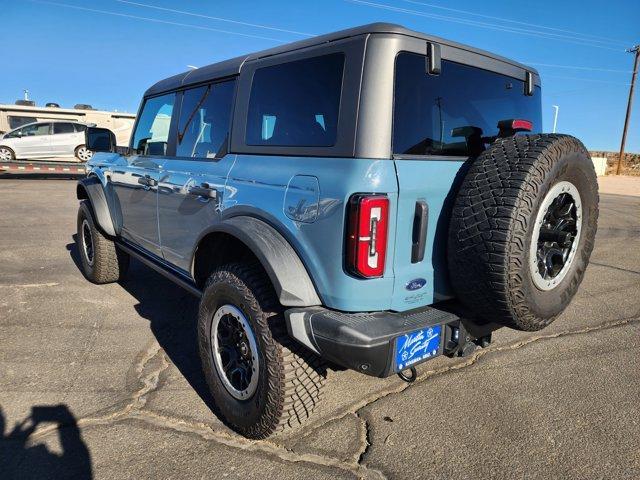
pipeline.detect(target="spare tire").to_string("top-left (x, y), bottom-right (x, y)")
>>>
top-left (448, 134), bottom-right (598, 331)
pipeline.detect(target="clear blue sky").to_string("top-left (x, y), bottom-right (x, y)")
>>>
top-left (2, 0), bottom-right (639, 152)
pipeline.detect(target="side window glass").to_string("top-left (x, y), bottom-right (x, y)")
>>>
top-left (53, 123), bottom-right (75, 134)
top-left (132, 93), bottom-right (175, 155)
top-left (74, 123), bottom-right (87, 132)
top-left (6, 127), bottom-right (23, 138)
top-left (176, 80), bottom-right (235, 158)
top-left (22, 123), bottom-right (51, 136)
top-left (246, 53), bottom-right (344, 147)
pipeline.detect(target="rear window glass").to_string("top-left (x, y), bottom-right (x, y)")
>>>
top-left (393, 53), bottom-right (542, 157)
top-left (246, 53), bottom-right (345, 147)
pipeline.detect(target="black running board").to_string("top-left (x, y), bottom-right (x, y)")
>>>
top-left (116, 242), bottom-right (202, 298)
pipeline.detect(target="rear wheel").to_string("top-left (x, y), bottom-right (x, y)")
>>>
top-left (198, 263), bottom-right (326, 439)
top-left (75, 145), bottom-right (93, 162)
top-left (76, 200), bottom-right (129, 283)
top-left (0, 146), bottom-right (15, 162)
top-left (448, 134), bottom-right (598, 331)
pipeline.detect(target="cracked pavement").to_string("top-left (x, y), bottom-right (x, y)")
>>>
top-left (0, 177), bottom-right (638, 479)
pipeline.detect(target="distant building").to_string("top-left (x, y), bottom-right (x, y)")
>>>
top-left (0, 101), bottom-right (136, 146)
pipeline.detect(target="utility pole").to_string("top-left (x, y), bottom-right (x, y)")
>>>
top-left (616, 45), bottom-right (640, 175)
top-left (552, 105), bottom-right (560, 133)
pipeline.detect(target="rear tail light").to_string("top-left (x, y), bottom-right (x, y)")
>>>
top-left (346, 194), bottom-right (389, 278)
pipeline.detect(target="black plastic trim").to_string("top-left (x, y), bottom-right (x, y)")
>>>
top-left (191, 215), bottom-right (322, 307)
top-left (117, 241), bottom-right (202, 298)
top-left (411, 199), bottom-right (428, 263)
top-left (285, 304), bottom-right (462, 377)
top-left (525, 71), bottom-right (534, 96)
top-left (76, 177), bottom-right (116, 237)
top-left (426, 42), bottom-right (441, 75)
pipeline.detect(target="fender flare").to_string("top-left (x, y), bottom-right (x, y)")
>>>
top-left (76, 177), bottom-right (117, 237)
top-left (204, 216), bottom-right (322, 307)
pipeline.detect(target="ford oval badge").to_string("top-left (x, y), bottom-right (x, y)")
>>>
top-left (405, 278), bottom-right (426, 291)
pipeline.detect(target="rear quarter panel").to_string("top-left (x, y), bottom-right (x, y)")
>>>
top-left (225, 155), bottom-right (398, 312)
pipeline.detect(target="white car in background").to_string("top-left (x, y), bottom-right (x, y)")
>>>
top-left (0, 121), bottom-right (93, 162)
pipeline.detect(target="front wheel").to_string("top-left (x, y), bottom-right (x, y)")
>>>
top-left (198, 263), bottom-right (326, 439)
top-left (76, 201), bottom-right (129, 283)
top-left (75, 145), bottom-right (93, 162)
top-left (0, 146), bottom-right (15, 162)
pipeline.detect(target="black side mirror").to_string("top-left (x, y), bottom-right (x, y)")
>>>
top-left (85, 127), bottom-right (116, 153)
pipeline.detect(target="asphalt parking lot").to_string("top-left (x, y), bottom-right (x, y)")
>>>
top-left (1, 175), bottom-right (638, 479)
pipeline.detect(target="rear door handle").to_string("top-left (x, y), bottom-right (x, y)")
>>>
top-left (188, 183), bottom-right (217, 199)
top-left (411, 199), bottom-right (428, 263)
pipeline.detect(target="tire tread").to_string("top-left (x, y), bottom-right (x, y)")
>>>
top-left (448, 134), bottom-right (598, 331)
top-left (77, 200), bottom-right (129, 284)
top-left (199, 263), bottom-right (326, 439)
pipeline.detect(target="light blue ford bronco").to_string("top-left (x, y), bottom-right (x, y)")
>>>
top-left (76, 23), bottom-right (598, 438)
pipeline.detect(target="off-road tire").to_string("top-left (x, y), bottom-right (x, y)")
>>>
top-left (198, 263), bottom-right (326, 439)
top-left (448, 134), bottom-right (598, 331)
top-left (76, 200), bottom-right (129, 283)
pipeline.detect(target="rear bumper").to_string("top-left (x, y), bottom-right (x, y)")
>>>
top-left (285, 303), bottom-right (493, 378)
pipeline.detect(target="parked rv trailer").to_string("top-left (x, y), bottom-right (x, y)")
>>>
top-left (0, 103), bottom-right (135, 146)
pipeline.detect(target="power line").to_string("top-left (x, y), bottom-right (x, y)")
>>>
top-left (524, 63), bottom-right (632, 74)
top-left (359, 0), bottom-right (624, 50)
top-left (113, 0), bottom-right (314, 37)
top-left (543, 74), bottom-right (631, 86)
top-left (348, 0), bottom-right (624, 52)
top-left (545, 87), bottom-right (604, 97)
top-left (29, 0), bottom-right (287, 43)
top-left (398, 0), bottom-right (630, 47)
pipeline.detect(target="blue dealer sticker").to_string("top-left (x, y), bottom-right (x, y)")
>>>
top-left (394, 325), bottom-right (442, 371)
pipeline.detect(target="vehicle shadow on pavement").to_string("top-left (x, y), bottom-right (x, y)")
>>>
top-left (66, 238), bottom-right (218, 415)
top-left (0, 404), bottom-right (93, 480)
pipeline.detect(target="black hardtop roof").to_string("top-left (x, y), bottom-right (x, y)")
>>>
top-left (145, 22), bottom-right (537, 97)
